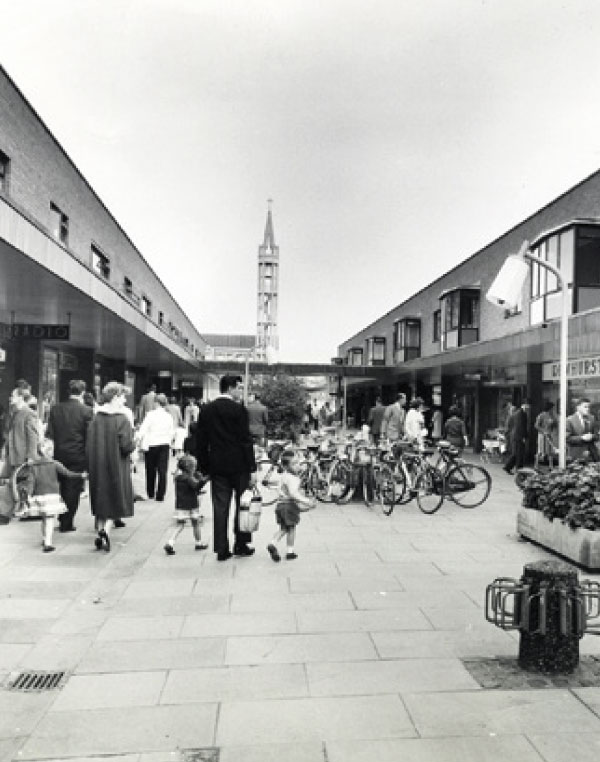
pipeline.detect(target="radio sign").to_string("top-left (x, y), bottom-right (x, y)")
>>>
top-left (11, 324), bottom-right (70, 340)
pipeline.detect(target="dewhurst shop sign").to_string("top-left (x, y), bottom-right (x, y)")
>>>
top-left (543, 357), bottom-right (600, 382)
top-left (0, 323), bottom-right (70, 341)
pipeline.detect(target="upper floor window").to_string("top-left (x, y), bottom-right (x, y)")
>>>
top-left (365, 337), bottom-right (386, 366)
top-left (439, 287), bottom-right (480, 350)
top-left (140, 295), bottom-right (152, 317)
top-left (50, 202), bottom-right (69, 245)
top-left (529, 226), bottom-right (575, 325)
top-left (91, 244), bottom-right (110, 280)
top-left (433, 309), bottom-right (441, 342)
top-left (123, 277), bottom-right (133, 295)
top-left (0, 150), bottom-right (10, 193)
top-left (347, 347), bottom-right (363, 366)
top-left (158, 311), bottom-right (164, 327)
top-left (394, 319), bottom-right (420, 362)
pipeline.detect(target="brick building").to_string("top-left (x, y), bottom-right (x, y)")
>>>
top-left (0, 65), bottom-right (207, 417)
top-left (337, 170), bottom-right (600, 455)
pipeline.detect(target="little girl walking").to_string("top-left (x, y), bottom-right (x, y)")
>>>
top-left (267, 449), bottom-right (315, 562)
top-left (164, 454), bottom-right (208, 555)
top-left (14, 457), bottom-right (85, 552)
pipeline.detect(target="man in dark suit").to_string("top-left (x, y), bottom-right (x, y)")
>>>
top-left (196, 374), bottom-right (257, 561)
top-left (246, 393), bottom-right (269, 447)
top-left (46, 379), bottom-right (93, 532)
top-left (566, 397), bottom-right (599, 461)
top-left (503, 399), bottom-right (531, 474)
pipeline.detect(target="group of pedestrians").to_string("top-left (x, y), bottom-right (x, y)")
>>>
top-left (1, 378), bottom-right (133, 552)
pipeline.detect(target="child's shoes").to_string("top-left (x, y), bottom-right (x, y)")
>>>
top-left (164, 544), bottom-right (176, 556)
top-left (267, 544), bottom-right (281, 562)
top-left (195, 543), bottom-right (208, 551)
top-left (42, 545), bottom-right (55, 553)
top-left (286, 552), bottom-right (298, 560)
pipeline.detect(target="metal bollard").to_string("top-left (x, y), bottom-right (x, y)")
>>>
top-left (486, 559), bottom-right (600, 674)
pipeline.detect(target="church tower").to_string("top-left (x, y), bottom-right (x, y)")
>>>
top-left (256, 199), bottom-right (279, 360)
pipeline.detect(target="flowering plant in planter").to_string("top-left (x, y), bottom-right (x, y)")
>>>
top-left (519, 462), bottom-right (600, 531)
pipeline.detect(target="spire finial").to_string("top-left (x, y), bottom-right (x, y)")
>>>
top-left (263, 199), bottom-right (276, 247)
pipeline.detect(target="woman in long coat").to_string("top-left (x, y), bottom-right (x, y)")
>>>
top-left (87, 382), bottom-right (135, 552)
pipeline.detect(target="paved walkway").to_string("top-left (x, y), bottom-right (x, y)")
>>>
top-left (1, 461), bottom-right (600, 762)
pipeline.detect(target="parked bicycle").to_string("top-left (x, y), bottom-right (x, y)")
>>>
top-left (381, 440), bottom-right (491, 515)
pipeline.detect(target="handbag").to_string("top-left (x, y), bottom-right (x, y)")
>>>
top-left (239, 487), bottom-right (263, 533)
top-left (0, 479), bottom-right (14, 525)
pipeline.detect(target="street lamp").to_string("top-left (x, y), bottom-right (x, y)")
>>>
top-left (486, 240), bottom-right (568, 468)
top-left (243, 345), bottom-right (279, 405)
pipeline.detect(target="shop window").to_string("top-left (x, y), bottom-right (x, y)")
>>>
top-left (440, 288), bottom-right (480, 350)
top-left (0, 150), bottom-right (10, 193)
top-left (394, 318), bottom-right (420, 363)
top-left (50, 202), bottom-right (69, 245)
top-left (91, 244), bottom-right (110, 280)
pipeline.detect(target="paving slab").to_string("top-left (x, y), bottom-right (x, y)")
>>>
top-left (403, 689), bottom-right (600, 736)
top-left (112, 595), bottom-right (230, 617)
top-left (307, 657), bottom-right (480, 695)
top-left (76, 638), bottom-right (225, 673)
top-left (161, 664), bottom-right (308, 703)
top-left (50, 671), bottom-right (167, 711)
top-left (96, 616), bottom-right (185, 641)
top-left (372, 627), bottom-right (518, 659)
top-left (230, 592), bottom-right (354, 613)
top-left (19, 704), bottom-right (217, 758)
top-left (528, 733), bottom-right (600, 762)
top-left (225, 632), bottom-right (377, 665)
top-left (296, 608), bottom-right (432, 633)
top-left (219, 742), bottom-right (325, 762)
top-left (181, 612), bottom-right (297, 637)
top-left (326, 734), bottom-right (545, 762)
top-left (216, 695), bottom-right (416, 745)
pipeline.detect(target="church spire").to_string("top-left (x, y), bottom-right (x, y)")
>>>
top-left (263, 198), bottom-right (276, 248)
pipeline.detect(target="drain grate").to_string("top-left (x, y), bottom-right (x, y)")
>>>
top-left (6, 671), bottom-right (66, 692)
top-left (181, 750), bottom-right (219, 762)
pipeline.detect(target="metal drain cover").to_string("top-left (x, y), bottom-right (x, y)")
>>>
top-left (6, 670), bottom-right (66, 692)
top-left (181, 750), bottom-right (219, 762)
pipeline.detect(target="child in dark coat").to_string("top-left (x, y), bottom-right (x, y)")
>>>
top-left (15, 457), bottom-right (85, 552)
top-left (164, 454), bottom-right (208, 555)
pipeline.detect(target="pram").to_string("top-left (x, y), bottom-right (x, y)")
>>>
top-left (480, 430), bottom-right (506, 463)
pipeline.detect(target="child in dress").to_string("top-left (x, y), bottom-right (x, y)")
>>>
top-left (267, 449), bottom-right (315, 562)
top-left (164, 454), bottom-right (208, 555)
top-left (14, 457), bottom-right (85, 552)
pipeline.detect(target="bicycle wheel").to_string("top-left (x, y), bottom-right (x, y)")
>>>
top-left (415, 469), bottom-right (444, 514)
top-left (394, 461), bottom-right (415, 505)
top-left (314, 461), bottom-right (335, 503)
top-left (362, 466), bottom-right (375, 507)
top-left (254, 460), bottom-right (280, 506)
top-left (329, 460), bottom-right (354, 504)
top-left (375, 464), bottom-right (396, 516)
top-left (446, 463), bottom-right (491, 508)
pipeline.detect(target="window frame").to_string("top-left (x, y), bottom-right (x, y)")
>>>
top-left (50, 201), bottom-right (69, 245)
top-left (0, 149), bottom-right (10, 193)
top-left (91, 243), bottom-right (110, 280)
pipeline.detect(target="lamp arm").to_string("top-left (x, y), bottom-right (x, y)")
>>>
top-left (522, 251), bottom-right (565, 289)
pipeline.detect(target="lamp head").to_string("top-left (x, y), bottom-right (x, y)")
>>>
top-left (486, 243), bottom-right (530, 308)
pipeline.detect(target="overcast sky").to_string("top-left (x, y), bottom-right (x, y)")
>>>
top-left (3, 0), bottom-right (600, 362)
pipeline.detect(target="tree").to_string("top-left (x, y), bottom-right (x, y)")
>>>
top-left (260, 374), bottom-right (308, 442)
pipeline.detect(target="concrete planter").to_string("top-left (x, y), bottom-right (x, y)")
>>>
top-left (517, 506), bottom-right (600, 571)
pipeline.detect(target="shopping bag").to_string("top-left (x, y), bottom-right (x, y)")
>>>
top-left (239, 488), bottom-right (263, 533)
top-left (0, 480), bottom-right (14, 525)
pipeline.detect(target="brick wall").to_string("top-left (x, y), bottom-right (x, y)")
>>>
top-left (338, 170), bottom-right (600, 362)
top-left (0, 67), bottom-right (205, 356)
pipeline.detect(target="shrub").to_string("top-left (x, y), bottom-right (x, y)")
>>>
top-left (260, 374), bottom-right (308, 442)
top-left (519, 462), bottom-right (600, 531)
